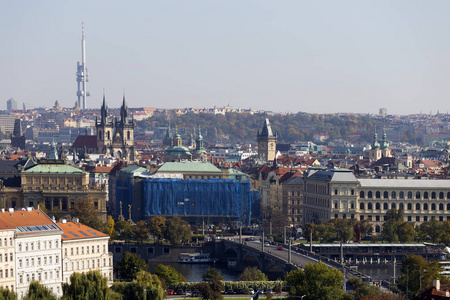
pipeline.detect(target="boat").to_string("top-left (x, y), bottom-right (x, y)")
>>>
top-left (178, 252), bottom-right (216, 263)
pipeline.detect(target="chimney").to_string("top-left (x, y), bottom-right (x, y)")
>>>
top-left (27, 207), bottom-right (32, 212)
top-left (8, 208), bottom-right (14, 213)
top-left (434, 279), bottom-right (441, 291)
top-left (444, 290), bottom-right (450, 297)
top-left (62, 218), bottom-right (67, 224)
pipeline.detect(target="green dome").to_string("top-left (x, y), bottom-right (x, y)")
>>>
top-left (165, 145), bottom-right (191, 156)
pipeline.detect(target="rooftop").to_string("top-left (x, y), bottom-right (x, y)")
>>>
top-left (57, 221), bottom-right (108, 240)
top-left (23, 163), bottom-right (85, 174)
top-left (157, 161), bottom-right (221, 173)
top-left (358, 178), bottom-right (450, 188)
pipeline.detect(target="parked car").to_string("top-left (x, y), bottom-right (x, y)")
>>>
top-left (185, 290), bottom-right (192, 297)
top-left (193, 289), bottom-right (200, 297)
top-left (227, 289), bottom-right (234, 294)
top-left (277, 246), bottom-right (284, 250)
top-left (166, 289), bottom-right (175, 295)
top-left (249, 288), bottom-right (255, 295)
top-left (176, 289), bottom-right (184, 295)
top-left (237, 288), bottom-right (244, 294)
top-left (257, 289), bottom-right (264, 294)
top-left (264, 242), bottom-right (270, 247)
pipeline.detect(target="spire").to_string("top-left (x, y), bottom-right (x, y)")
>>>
top-left (120, 90), bottom-right (128, 123)
top-left (258, 119), bottom-right (274, 137)
top-left (100, 89), bottom-right (107, 124)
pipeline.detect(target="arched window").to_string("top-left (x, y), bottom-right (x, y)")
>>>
top-left (431, 192), bottom-right (436, 199)
top-left (407, 191), bottom-right (413, 199)
top-left (399, 203), bottom-right (404, 210)
top-left (383, 203), bottom-right (388, 210)
top-left (368, 203), bottom-right (373, 210)
top-left (98, 130), bottom-right (102, 140)
top-left (107, 131), bottom-right (110, 140)
top-left (440, 192), bottom-right (444, 199)
top-left (447, 192), bottom-right (450, 199)
top-left (376, 203), bottom-right (380, 210)
top-left (416, 191), bottom-right (421, 199)
top-left (368, 191), bottom-right (373, 199)
top-left (424, 192), bottom-right (429, 199)
top-left (439, 204), bottom-right (444, 211)
top-left (127, 131), bottom-right (131, 140)
top-left (376, 191), bottom-right (381, 199)
top-left (424, 203), bottom-right (428, 210)
top-left (360, 202), bottom-right (365, 210)
top-left (431, 203), bottom-right (436, 210)
top-left (391, 191), bottom-right (396, 199)
top-left (360, 191), bottom-right (365, 198)
top-left (391, 203), bottom-right (396, 209)
top-left (399, 191), bottom-right (404, 199)
top-left (447, 203), bottom-right (450, 210)
top-left (383, 191), bottom-right (389, 199)
top-left (375, 225), bottom-right (381, 233)
top-left (416, 203), bottom-right (421, 210)
top-left (407, 203), bottom-right (412, 210)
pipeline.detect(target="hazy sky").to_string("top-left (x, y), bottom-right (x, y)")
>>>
top-left (2, 1), bottom-right (450, 115)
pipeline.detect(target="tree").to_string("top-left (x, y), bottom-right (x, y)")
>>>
top-left (37, 202), bottom-right (48, 215)
top-left (62, 270), bottom-right (120, 299)
top-left (197, 279), bottom-right (223, 300)
top-left (50, 206), bottom-right (64, 222)
top-left (111, 271), bottom-right (164, 300)
top-left (418, 218), bottom-right (442, 243)
top-left (382, 209), bottom-right (415, 243)
top-left (238, 266), bottom-right (268, 281)
top-left (153, 264), bottom-right (185, 287)
top-left (23, 281), bottom-right (57, 300)
top-left (202, 267), bottom-right (224, 282)
top-left (148, 216), bottom-right (166, 241)
top-left (397, 254), bottom-right (448, 297)
top-left (134, 220), bottom-right (150, 243)
top-left (0, 287), bottom-right (17, 300)
top-left (285, 262), bottom-right (344, 300)
top-left (329, 218), bottom-right (354, 242)
top-left (105, 216), bottom-right (117, 240)
top-left (347, 276), bottom-right (380, 300)
top-left (115, 220), bottom-right (133, 241)
top-left (117, 251), bottom-right (148, 281)
top-left (70, 197), bottom-right (104, 231)
top-left (164, 217), bottom-right (191, 245)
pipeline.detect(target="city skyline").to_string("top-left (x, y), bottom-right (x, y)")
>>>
top-left (3, 1), bottom-right (450, 115)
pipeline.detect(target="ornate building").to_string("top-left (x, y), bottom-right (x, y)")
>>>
top-left (162, 129), bottom-right (192, 162)
top-left (369, 130), bottom-right (391, 161)
top-left (96, 95), bottom-right (135, 161)
top-left (257, 119), bottom-right (277, 162)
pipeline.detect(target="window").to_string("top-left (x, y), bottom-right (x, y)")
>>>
top-left (76, 247), bottom-right (79, 255)
top-left (334, 202), bottom-right (338, 209)
top-left (19, 259), bottom-right (22, 268)
top-left (38, 257), bottom-right (41, 266)
top-left (375, 215), bottom-right (380, 221)
top-left (432, 203), bottom-right (436, 210)
top-left (424, 203), bottom-right (428, 210)
top-left (360, 191), bottom-right (365, 198)
top-left (391, 203), bottom-right (396, 209)
top-left (383, 191), bottom-right (388, 199)
top-left (360, 202), bottom-right (365, 210)
top-left (440, 192), bottom-right (444, 199)
top-left (334, 189), bottom-right (338, 195)
top-left (383, 203), bottom-right (388, 210)
top-left (103, 245), bottom-right (106, 253)
top-left (399, 203), bottom-right (404, 210)
top-left (408, 191), bottom-right (413, 199)
top-left (92, 246), bottom-right (95, 253)
top-left (351, 189), bottom-right (355, 195)
top-left (447, 203), bottom-right (450, 210)
top-left (432, 192), bottom-right (436, 199)
top-left (368, 191), bottom-right (373, 198)
top-left (399, 191), bottom-right (404, 199)
top-left (407, 203), bottom-right (412, 210)
top-left (376, 191), bottom-right (381, 199)
top-left (64, 249), bottom-right (67, 257)
top-left (416, 191), bottom-right (421, 199)
top-left (416, 203), bottom-right (421, 210)
top-left (71, 248), bottom-right (73, 256)
top-left (368, 203), bottom-right (373, 210)
top-left (376, 203), bottom-right (380, 210)
top-left (408, 216), bottom-right (412, 221)
top-left (87, 246), bottom-right (89, 254)
top-left (424, 216), bottom-right (428, 222)
top-left (375, 225), bottom-right (381, 233)
top-left (440, 204), bottom-right (444, 211)
top-left (391, 191), bottom-right (396, 199)
top-left (147, 247), bottom-right (154, 254)
top-left (97, 245), bottom-right (100, 253)
top-left (360, 215), bottom-right (364, 221)
top-left (416, 216), bottom-right (420, 222)
top-left (424, 192), bottom-right (429, 199)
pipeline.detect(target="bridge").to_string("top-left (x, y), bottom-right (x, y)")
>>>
top-left (214, 238), bottom-right (375, 283)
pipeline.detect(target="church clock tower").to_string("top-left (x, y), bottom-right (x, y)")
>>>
top-left (257, 118), bottom-right (277, 162)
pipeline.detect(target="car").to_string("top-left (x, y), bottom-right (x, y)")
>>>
top-left (264, 242), bottom-right (270, 247)
top-left (166, 289), bottom-right (175, 295)
top-left (237, 288), bottom-right (244, 294)
top-left (193, 289), bottom-right (200, 297)
top-left (277, 246), bottom-right (284, 250)
top-left (257, 289), bottom-right (264, 294)
top-left (176, 289), bottom-right (184, 295)
top-left (249, 288), bottom-right (255, 295)
top-left (227, 289), bottom-right (234, 294)
top-left (185, 290), bottom-right (192, 297)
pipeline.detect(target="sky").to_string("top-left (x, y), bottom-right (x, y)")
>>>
top-left (2, 1), bottom-right (450, 115)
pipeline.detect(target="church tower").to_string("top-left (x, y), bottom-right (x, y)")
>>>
top-left (257, 119), bottom-right (277, 162)
top-left (96, 94), bottom-right (114, 154)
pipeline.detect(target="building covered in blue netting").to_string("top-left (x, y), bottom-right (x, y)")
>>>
top-left (115, 165), bottom-right (260, 225)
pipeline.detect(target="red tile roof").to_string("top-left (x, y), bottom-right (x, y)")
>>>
top-left (57, 221), bottom-right (108, 240)
top-left (0, 208), bottom-right (60, 234)
top-left (71, 135), bottom-right (98, 148)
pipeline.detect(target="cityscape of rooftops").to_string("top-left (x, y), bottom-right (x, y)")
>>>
top-left (3, 1), bottom-right (450, 300)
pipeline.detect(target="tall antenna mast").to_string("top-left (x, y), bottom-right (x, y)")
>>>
top-left (76, 22), bottom-right (90, 109)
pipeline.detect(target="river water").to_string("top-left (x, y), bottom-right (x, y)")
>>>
top-left (147, 262), bottom-right (239, 282)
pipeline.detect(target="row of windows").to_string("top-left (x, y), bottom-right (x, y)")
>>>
top-left (0, 238), bottom-right (13, 247)
top-left (0, 253), bottom-right (13, 263)
top-left (64, 244), bottom-right (105, 257)
top-left (19, 271), bottom-right (60, 284)
top-left (98, 130), bottom-right (132, 140)
top-left (18, 240), bottom-right (59, 252)
top-left (0, 269), bottom-right (13, 279)
top-left (65, 257), bottom-right (111, 271)
top-left (360, 202), bottom-right (450, 211)
top-left (360, 191), bottom-right (450, 200)
top-left (18, 255), bottom-right (59, 268)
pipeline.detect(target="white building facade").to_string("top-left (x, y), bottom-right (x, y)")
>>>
top-left (0, 226), bottom-right (15, 292)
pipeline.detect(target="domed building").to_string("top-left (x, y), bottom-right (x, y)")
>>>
top-left (369, 130), bottom-right (391, 161)
top-left (192, 128), bottom-right (207, 161)
top-left (163, 129), bottom-right (192, 162)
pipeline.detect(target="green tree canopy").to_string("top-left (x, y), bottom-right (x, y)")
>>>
top-left (23, 281), bottom-right (57, 300)
top-left (69, 197), bottom-right (104, 231)
top-left (105, 216), bottom-right (117, 240)
top-left (202, 267), bottom-right (224, 282)
top-left (285, 262), bottom-right (344, 300)
top-left (148, 216), bottom-right (166, 241)
top-left (164, 217), bottom-right (191, 245)
top-left (134, 220), bottom-right (150, 243)
top-left (62, 270), bottom-right (119, 300)
top-left (238, 266), bottom-right (268, 281)
top-left (0, 287), bottom-right (17, 300)
top-left (346, 276), bottom-right (381, 300)
top-left (117, 251), bottom-right (149, 281)
top-left (115, 220), bottom-right (134, 242)
top-left (197, 279), bottom-right (223, 300)
top-left (382, 209), bottom-right (415, 243)
top-left (153, 264), bottom-right (186, 287)
top-left (111, 271), bottom-right (164, 300)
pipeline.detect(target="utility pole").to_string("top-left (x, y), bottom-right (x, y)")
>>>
top-left (284, 226), bottom-right (287, 245)
top-left (393, 257), bottom-right (396, 285)
top-left (288, 239), bottom-right (292, 264)
top-left (262, 231), bottom-right (265, 252)
top-left (310, 231), bottom-right (313, 253)
top-left (239, 223), bottom-right (242, 244)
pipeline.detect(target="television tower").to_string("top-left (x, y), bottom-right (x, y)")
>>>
top-left (76, 23), bottom-right (90, 109)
